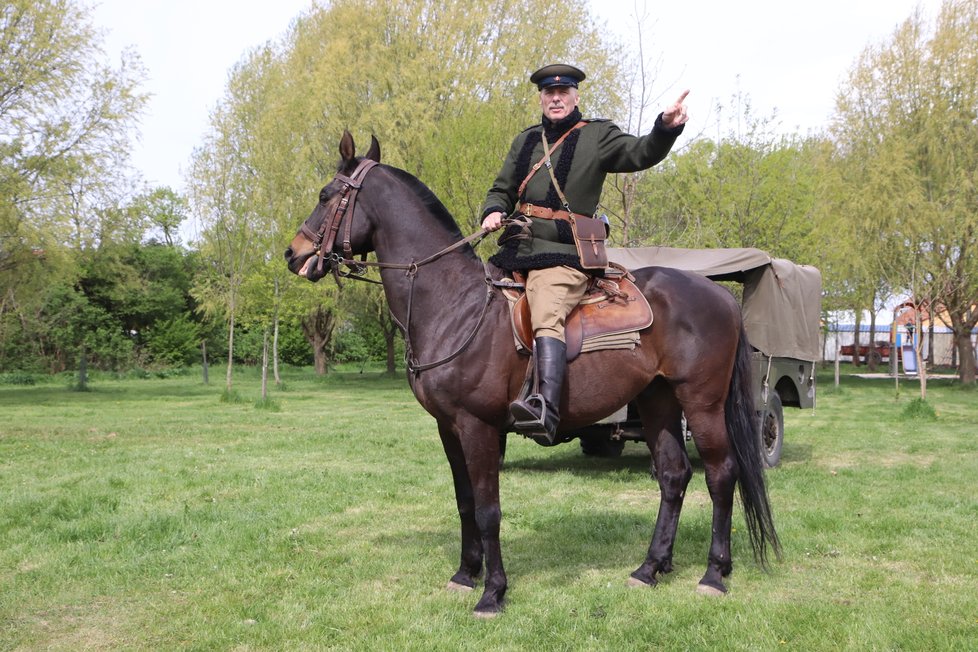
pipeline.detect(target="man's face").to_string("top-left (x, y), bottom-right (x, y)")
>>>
top-left (540, 86), bottom-right (579, 121)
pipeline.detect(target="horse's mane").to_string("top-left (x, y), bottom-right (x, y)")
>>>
top-left (381, 164), bottom-right (479, 259)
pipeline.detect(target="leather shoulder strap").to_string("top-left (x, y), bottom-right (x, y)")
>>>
top-left (515, 121), bottom-right (586, 199)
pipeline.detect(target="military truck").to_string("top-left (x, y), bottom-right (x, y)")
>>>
top-left (567, 246), bottom-right (821, 468)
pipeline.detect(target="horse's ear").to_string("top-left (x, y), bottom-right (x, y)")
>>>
top-left (365, 135), bottom-right (381, 163)
top-left (339, 130), bottom-right (356, 165)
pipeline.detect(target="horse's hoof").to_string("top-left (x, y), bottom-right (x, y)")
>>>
top-left (446, 581), bottom-right (474, 593)
top-left (627, 576), bottom-right (652, 588)
top-left (696, 583), bottom-right (726, 597)
top-left (473, 609), bottom-right (500, 620)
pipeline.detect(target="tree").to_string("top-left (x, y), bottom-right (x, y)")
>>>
top-left (187, 0), bottom-right (629, 377)
top-left (0, 0), bottom-right (146, 314)
top-left (133, 187), bottom-right (188, 247)
top-left (189, 117), bottom-right (261, 392)
top-left (301, 304), bottom-right (338, 375)
top-left (830, 0), bottom-right (978, 385)
top-left (341, 278), bottom-right (401, 375)
top-left (1, 0), bottom-right (147, 376)
top-left (629, 92), bottom-right (824, 263)
top-left (599, 2), bottom-right (686, 247)
top-left (280, 0), bottom-right (625, 230)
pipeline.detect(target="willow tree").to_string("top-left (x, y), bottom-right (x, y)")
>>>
top-left (220, 43), bottom-right (330, 382)
top-left (279, 0), bottom-right (625, 230)
top-left (0, 0), bottom-right (146, 366)
top-left (188, 0), bottom-right (629, 375)
top-left (831, 0), bottom-right (978, 386)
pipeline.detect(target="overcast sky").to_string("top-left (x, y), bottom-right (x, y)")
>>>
top-left (92, 0), bottom-right (943, 193)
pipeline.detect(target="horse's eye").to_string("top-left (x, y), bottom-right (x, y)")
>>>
top-left (319, 189), bottom-right (330, 204)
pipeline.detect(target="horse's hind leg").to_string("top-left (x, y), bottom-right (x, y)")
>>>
top-left (629, 381), bottom-right (691, 587)
top-left (437, 422), bottom-right (484, 591)
top-left (684, 405), bottom-right (736, 595)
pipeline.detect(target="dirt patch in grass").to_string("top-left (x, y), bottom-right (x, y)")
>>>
top-left (816, 451), bottom-right (937, 471)
top-left (613, 488), bottom-right (711, 509)
top-left (16, 600), bottom-right (126, 650)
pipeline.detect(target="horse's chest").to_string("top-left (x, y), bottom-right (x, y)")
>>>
top-left (408, 376), bottom-right (450, 415)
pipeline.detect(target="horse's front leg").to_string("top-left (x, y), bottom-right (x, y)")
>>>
top-left (438, 416), bottom-right (507, 617)
top-left (437, 421), bottom-right (484, 591)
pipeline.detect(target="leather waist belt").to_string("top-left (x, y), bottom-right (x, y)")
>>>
top-left (517, 202), bottom-right (589, 222)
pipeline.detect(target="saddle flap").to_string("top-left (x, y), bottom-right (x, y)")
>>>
top-left (510, 277), bottom-right (652, 362)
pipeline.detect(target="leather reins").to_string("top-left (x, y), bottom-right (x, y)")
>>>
top-left (298, 159), bottom-right (497, 374)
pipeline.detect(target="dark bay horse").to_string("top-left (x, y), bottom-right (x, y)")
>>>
top-left (284, 132), bottom-right (779, 617)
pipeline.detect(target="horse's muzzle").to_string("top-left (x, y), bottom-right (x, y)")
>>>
top-left (284, 247), bottom-right (328, 282)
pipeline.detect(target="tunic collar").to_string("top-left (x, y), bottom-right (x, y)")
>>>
top-left (541, 108), bottom-right (583, 141)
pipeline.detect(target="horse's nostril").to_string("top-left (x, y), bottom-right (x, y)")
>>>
top-left (284, 247), bottom-right (293, 260)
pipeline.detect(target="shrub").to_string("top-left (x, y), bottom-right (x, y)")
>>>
top-left (0, 372), bottom-right (36, 385)
top-left (901, 397), bottom-right (937, 421)
top-left (145, 314), bottom-right (200, 366)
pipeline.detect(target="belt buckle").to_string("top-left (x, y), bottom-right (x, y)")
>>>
top-left (522, 203), bottom-right (533, 217)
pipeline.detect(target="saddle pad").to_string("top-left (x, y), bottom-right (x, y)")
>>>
top-left (503, 277), bottom-right (653, 362)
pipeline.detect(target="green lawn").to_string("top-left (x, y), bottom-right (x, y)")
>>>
top-left (1, 366), bottom-right (976, 650)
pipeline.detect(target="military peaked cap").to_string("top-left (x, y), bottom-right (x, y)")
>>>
top-left (530, 63), bottom-right (586, 90)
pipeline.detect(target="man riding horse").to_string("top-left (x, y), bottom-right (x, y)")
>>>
top-left (481, 63), bottom-right (690, 443)
top-left (285, 125), bottom-right (779, 615)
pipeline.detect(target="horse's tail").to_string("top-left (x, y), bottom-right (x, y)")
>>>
top-left (725, 325), bottom-right (781, 567)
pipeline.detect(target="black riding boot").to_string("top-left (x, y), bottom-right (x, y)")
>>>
top-left (510, 336), bottom-right (567, 445)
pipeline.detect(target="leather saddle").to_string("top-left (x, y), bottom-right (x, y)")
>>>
top-left (506, 274), bottom-right (653, 362)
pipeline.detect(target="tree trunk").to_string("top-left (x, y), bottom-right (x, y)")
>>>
top-left (620, 172), bottom-right (637, 247)
top-left (201, 340), bottom-right (209, 385)
top-left (927, 318), bottom-right (935, 365)
top-left (301, 305), bottom-right (336, 376)
top-left (226, 305), bottom-right (235, 391)
top-left (867, 309), bottom-right (879, 371)
top-left (311, 337), bottom-right (328, 375)
top-left (377, 307), bottom-right (399, 376)
top-left (956, 331), bottom-right (976, 384)
top-left (261, 329), bottom-right (269, 400)
top-left (77, 347), bottom-right (88, 391)
top-left (272, 277), bottom-right (281, 386)
top-left (385, 329), bottom-right (397, 375)
top-left (949, 310), bottom-right (978, 385)
top-left (915, 311), bottom-right (927, 400)
top-left (853, 309), bottom-right (863, 367)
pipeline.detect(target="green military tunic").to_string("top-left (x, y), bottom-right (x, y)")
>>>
top-left (483, 107), bottom-right (684, 273)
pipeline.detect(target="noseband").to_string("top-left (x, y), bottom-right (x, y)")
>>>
top-left (300, 157), bottom-right (379, 280)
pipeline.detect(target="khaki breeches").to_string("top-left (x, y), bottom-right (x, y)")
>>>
top-left (525, 266), bottom-right (590, 342)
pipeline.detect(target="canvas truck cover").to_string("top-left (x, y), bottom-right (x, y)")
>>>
top-left (607, 247), bottom-right (822, 361)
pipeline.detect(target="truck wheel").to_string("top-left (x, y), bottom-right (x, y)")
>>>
top-left (580, 433), bottom-right (625, 457)
top-left (758, 393), bottom-right (784, 468)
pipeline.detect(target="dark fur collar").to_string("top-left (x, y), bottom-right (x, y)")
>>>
top-left (513, 108), bottom-right (584, 211)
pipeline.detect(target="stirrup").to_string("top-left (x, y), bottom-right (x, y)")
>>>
top-left (510, 393), bottom-right (549, 435)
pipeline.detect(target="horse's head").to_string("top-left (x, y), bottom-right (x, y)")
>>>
top-left (284, 131), bottom-right (381, 282)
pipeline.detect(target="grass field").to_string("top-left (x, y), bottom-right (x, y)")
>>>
top-left (1, 365), bottom-right (976, 650)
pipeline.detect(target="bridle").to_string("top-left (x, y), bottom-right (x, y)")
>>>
top-left (301, 158), bottom-right (492, 284)
top-left (297, 158), bottom-right (497, 374)
top-left (300, 157), bottom-right (379, 283)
